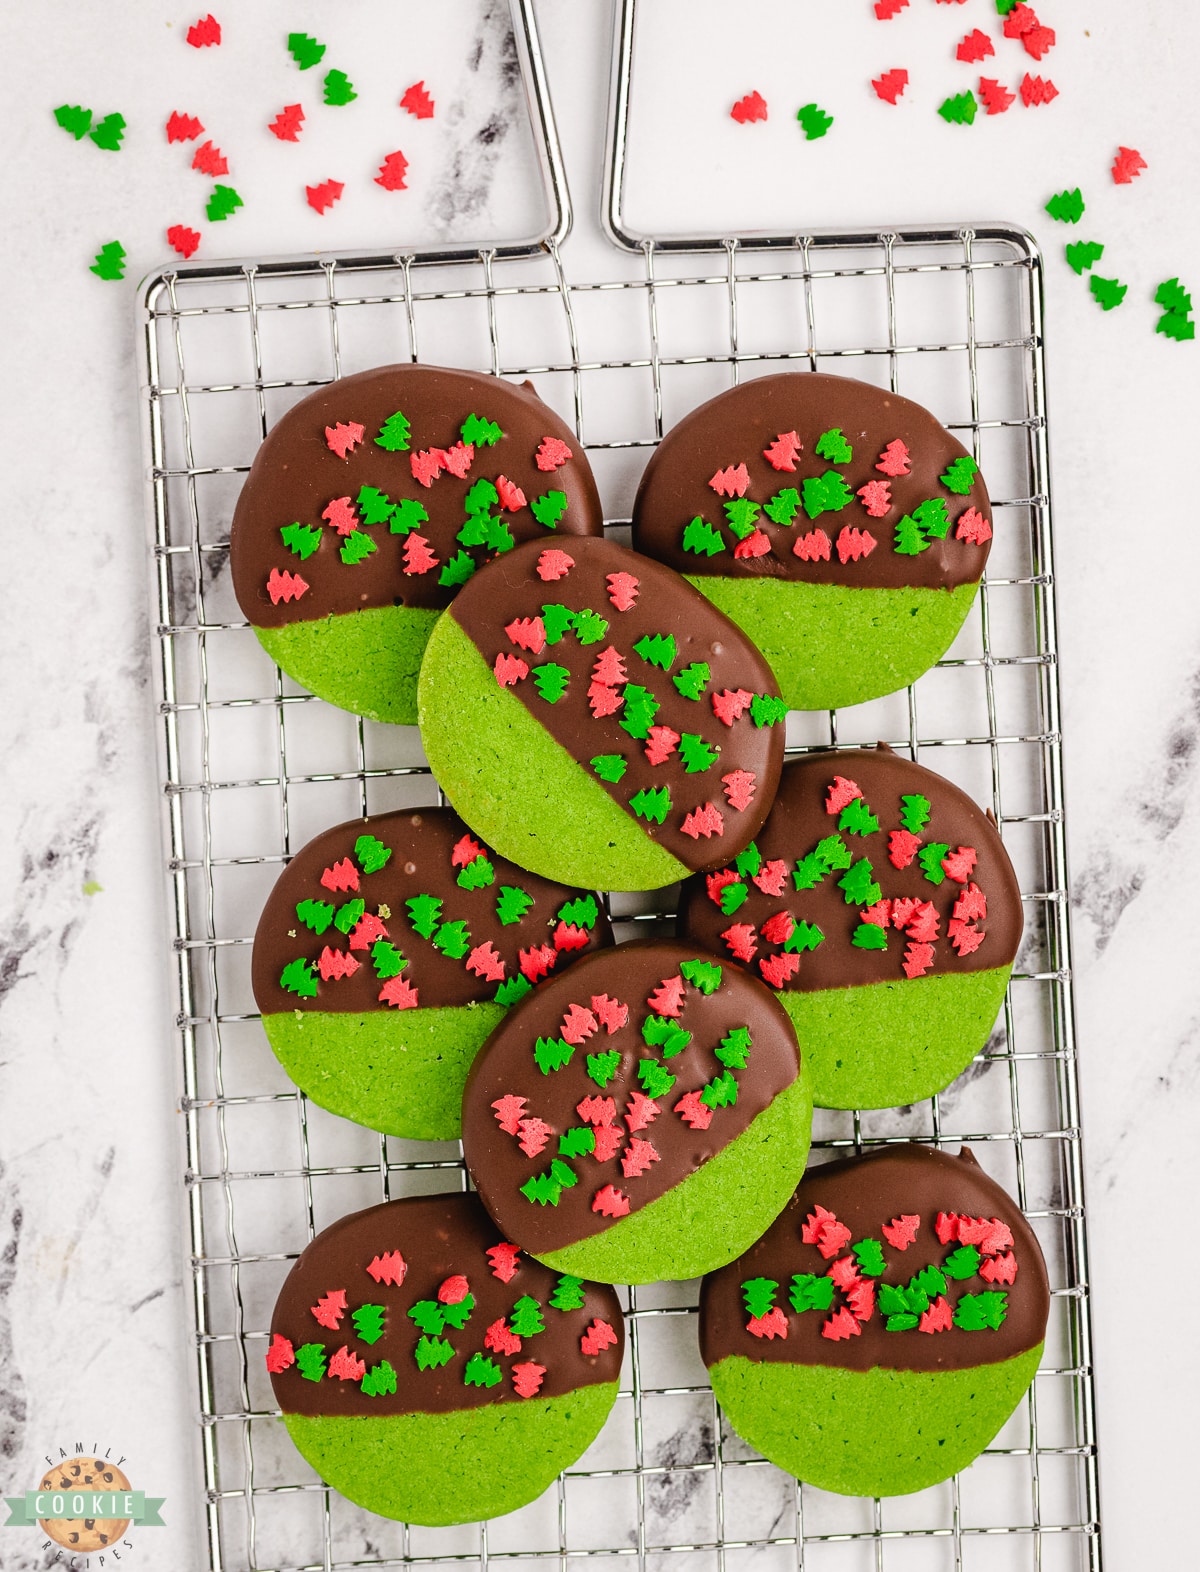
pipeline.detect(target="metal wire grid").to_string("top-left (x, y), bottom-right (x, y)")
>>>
top-left (140, 221), bottom-right (1100, 1572)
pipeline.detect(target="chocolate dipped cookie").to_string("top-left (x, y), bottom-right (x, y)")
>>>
top-left (230, 365), bottom-right (604, 724)
top-left (417, 536), bottom-right (787, 892)
top-left (676, 747), bottom-right (1021, 1108)
top-left (461, 940), bottom-right (812, 1284)
top-left (699, 1145), bottom-right (1049, 1496)
top-left (266, 1192), bottom-right (624, 1523)
top-left (631, 372), bottom-right (993, 710)
top-left (253, 807), bottom-right (612, 1140)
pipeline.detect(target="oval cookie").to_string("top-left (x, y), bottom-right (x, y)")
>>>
top-left (253, 807), bottom-right (613, 1139)
top-left (461, 939), bottom-right (812, 1283)
top-left (417, 536), bottom-right (788, 891)
top-left (230, 365), bottom-right (605, 724)
top-left (699, 1144), bottom-right (1050, 1497)
top-left (632, 372), bottom-right (993, 710)
top-left (267, 1191), bottom-right (624, 1524)
top-left (676, 746), bottom-right (1021, 1108)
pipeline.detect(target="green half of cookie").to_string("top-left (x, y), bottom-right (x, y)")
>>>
top-left (774, 964), bottom-right (1013, 1110)
top-left (534, 1067), bottom-right (813, 1285)
top-left (282, 1381), bottom-right (619, 1525)
top-left (418, 611), bottom-right (689, 892)
top-left (256, 605), bottom-right (443, 726)
top-left (708, 1343), bottom-right (1042, 1497)
top-left (683, 576), bottom-right (979, 712)
top-left (263, 1001), bottom-right (507, 1141)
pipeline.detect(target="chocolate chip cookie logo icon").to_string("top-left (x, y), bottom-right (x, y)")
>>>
top-left (3, 1449), bottom-right (164, 1563)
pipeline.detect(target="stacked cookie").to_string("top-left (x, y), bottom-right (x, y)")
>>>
top-left (235, 366), bottom-right (1044, 1519)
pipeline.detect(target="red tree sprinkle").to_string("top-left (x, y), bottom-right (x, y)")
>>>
top-left (561, 1003), bottom-right (599, 1044)
top-left (1111, 146), bottom-right (1147, 185)
top-left (622, 1137), bottom-right (660, 1179)
top-left (506, 615), bottom-right (547, 654)
top-left (882, 1214), bottom-right (920, 1250)
top-left (733, 530), bottom-right (772, 560)
top-left (708, 464), bottom-right (750, 498)
top-left (375, 150), bottom-right (409, 191)
top-left (486, 1242), bottom-right (521, 1282)
top-left (311, 1289), bottom-right (347, 1329)
top-left (730, 91), bottom-right (768, 124)
top-left (321, 496), bottom-right (358, 535)
top-left (1023, 25), bottom-right (1056, 60)
top-left (320, 858), bottom-right (359, 892)
top-left (496, 475), bottom-right (527, 511)
top-left (1003, 3), bottom-right (1038, 35)
top-left (606, 571), bottom-right (640, 610)
top-left (438, 1274), bottom-right (470, 1304)
top-left (581, 1319), bottom-right (619, 1356)
top-left (645, 725), bottom-right (681, 766)
top-left (592, 1185), bottom-right (630, 1218)
top-left (592, 1122), bottom-right (624, 1162)
top-left (752, 859), bottom-right (788, 896)
top-left (675, 1089), bottom-right (714, 1130)
top-left (872, 68), bottom-right (909, 105)
top-left (707, 869), bottom-right (741, 905)
top-left (347, 913), bottom-right (386, 952)
top-left (266, 568), bottom-right (308, 604)
top-left (467, 941), bottom-right (506, 982)
top-left (590, 993), bottom-right (629, 1033)
top-left (888, 828), bottom-right (920, 869)
top-left (451, 833), bottom-right (482, 866)
top-left (760, 952), bottom-right (801, 987)
top-left (317, 946), bottom-right (359, 981)
top-left (821, 1307), bottom-right (861, 1342)
top-left (366, 1250), bottom-right (406, 1286)
top-left (167, 224), bottom-right (201, 259)
top-left (980, 1250), bottom-right (1018, 1284)
top-left (906, 901), bottom-right (940, 943)
top-left (192, 140), bottom-right (229, 176)
top-left (325, 420), bottom-right (365, 459)
top-left (400, 81), bottom-right (436, 119)
top-left (876, 439), bottom-right (911, 476)
top-left (494, 653), bottom-right (529, 687)
top-left (721, 923), bottom-right (757, 962)
top-left (577, 1094), bottom-right (617, 1126)
top-left (949, 922), bottom-right (985, 957)
top-left (517, 1118), bottom-right (552, 1158)
top-left (764, 430), bottom-right (801, 470)
top-left (956, 29), bottom-right (994, 63)
top-left (941, 845), bottom-right (977, 883)
top-left (519, 943), bottom-right (556, 981)
top-left (861, 899), bottom-right (891, 928)
top-left (378, 976), bottom-right (419, 1008)
top-left (794, 527), bottom-right (832, 561)
top-left (712, 688), bottom-right (753, 726)
top-left (891, 896), bottom-right (918, 930)
top-left (492, 1095), bottom-right (528, 1135)
top-left (441, 440), bottom-right (474, 478)
top-left (1020, 74), bottom-right (1058, 107)
top-left (306, 178), bottom-right (345, 214)
top-left (681, 802), bottom-right (725, 839)
top-left (747, 1307), bottom-right (789, 1339)
top-left (623, 1091), bottom-right (660, 1132)
top-left (402, 534), bottom-right (438, 575)
top-left (953, 882), bottom-right (988, 923)
top-left (554, 921), bottom-right (590, 952)
top-left (978, 78), bottom-right (1016, 115)
top-left (874, 0), bottom-right (910, 16)
top-left (186, 13), bottom-right (221, 47)
top-left (512, 1361), bottom-right (546, 1398)
top-left (648, 974), bottom-right (685, 1016)
top-left (269, 104), bottom-right (304, 142)
top-left (857, 478), bottom-right (892, 515)
top-left (535, 435), bottom-right (572, 471)
top-left (327, 1345), bottom-right (366, 1381)
top-left (537, 548), bottom-right (575, 581)
top-left (902, 941), bottom-right (935, 978)
top-left (760, 910), bottom-right (795, 945)
top-left (919, 1295), bottom-right (953, 1334)
top-left (826, 775), bottom-right (862, 814)
top-left (265, 1333), bottom-right (295, 1373)
top-left (166, 111), bottom-right (204, 143)
top-left (484, 1318), bottom-right (522, 1356)
top-left (956, 505), bottom-right (992, 543)
top-left (722, 769), bottom-right (757, 811)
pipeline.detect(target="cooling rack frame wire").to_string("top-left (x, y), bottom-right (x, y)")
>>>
top-left (138, 9), bottom-right (1100, 1572)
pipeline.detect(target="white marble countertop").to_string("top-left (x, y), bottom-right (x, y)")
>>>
top-left (2, 1), bottom-right (1198, 1566)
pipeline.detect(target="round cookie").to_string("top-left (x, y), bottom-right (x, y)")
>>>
top-left (631, 372), bottom-right (993, 710)
top-left (699, 1144), bottom-right (1050, 1497)
top-left (462, 939), bottom-right (812, 1284)
top-left (266, 1191), bottom-right (624, 1524)
top-left (230, 365), bottom-right (605, 724)
top-left (35, 1457), bottom-right (132, 1554)
top-left (253, 807), bottom-right (612, 1140)
top-left (418, 536), bottom-right (787, 892)
top-left (676, 746), bottom-right (1021, 1109)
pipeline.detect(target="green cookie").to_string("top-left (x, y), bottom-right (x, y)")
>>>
top-left (534, 1067), bottom-right (813, 1284)
top-left (776, 965), bottom-right (1012, 1109)
top-left (256, 605), bottom-right (441, 726)
top-left (684, 576), bottom-right (980, 712)
top-left (263, 1001), bottom-right (506, 1140)
top-left (708, 1345), bottom-right (1042, 1496)
top-left (284, 1382), bottom-right (619, 1523)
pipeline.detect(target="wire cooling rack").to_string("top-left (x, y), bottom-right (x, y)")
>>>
top-left (138, 5), bottom-right (1100, 1570)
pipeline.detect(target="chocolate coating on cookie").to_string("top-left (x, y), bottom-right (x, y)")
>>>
top-left (448, 536), bottom-right (786, 874)
top-left (632, 372), bottom-right (991, 590)
top-left (231, 365), bottom-right (603, 628)
top-left (462, 941), bottom-right (801, 1255)
top-left (253, 807), bottom-right (612, 1015)
top-left (269, 1192), bottom-right (624, 1418)
top-left (700, 1145), bottom-right (1049, 1373)
top-left (677, 746), bottom-right (1022, 991)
